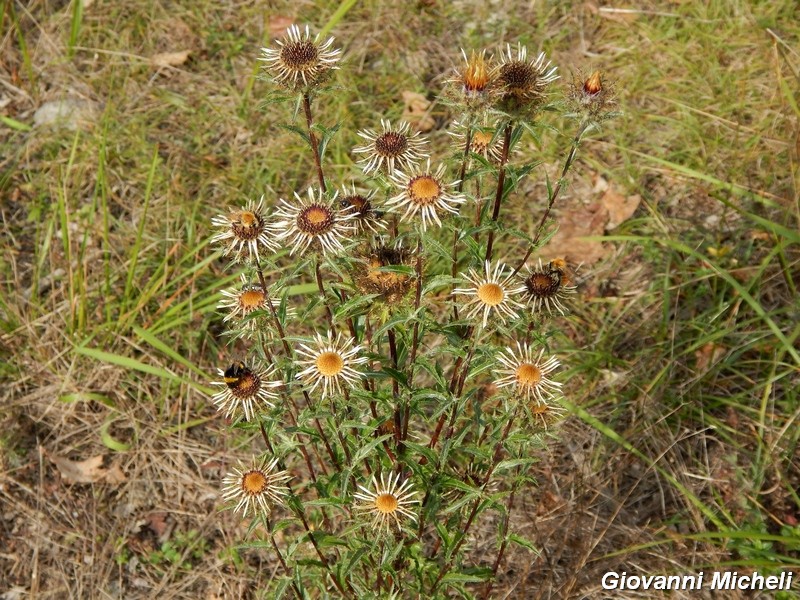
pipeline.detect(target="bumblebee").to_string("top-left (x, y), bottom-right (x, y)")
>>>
top-left (546, 257), bottom-right (572, 289)
top-left (223, 361), bottom-right (249, 389)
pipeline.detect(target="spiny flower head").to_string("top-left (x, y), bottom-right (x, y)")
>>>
top-left (218, 274), bottom-right (294, 333)
top-left (568, 69), bottom-right (617, 120)
top-left (211, 361), bottom-right (280, 421)
top-left (453, 260), bottom-right (526, 329)
top-left (338, 183), bottom-right (385, 234)
top-left (449, 121), bottom-right (504, 164)
top-left (211, 197), bottom-right (277, 263)
top-left (497, 43), bottom-right (558, 117)
top-left (386, 160), bottom-right (466, 230)
top-left (353, 241), bottom-right (416, 306)
top-left (353, 119), bottom-right (429, 176)
top-left (260, 24), bottom-right (341, 91)
top-left (354, 472), bottom-right (419, 533)
top-left (271, 187), bottom-right (356, 256)
top-left (521, 258), bottom-right (576, 315)
top-left (495, 341), bottom-right (562, 403)
top-left (295, 331), bottom-right (369, 399)
top-left (221, 457), bottom-right (290, 517)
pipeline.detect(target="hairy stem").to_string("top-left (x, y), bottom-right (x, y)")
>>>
top-left (288, 483), bottom-right (355, 599)
top-left (302, 92), bottom-right (327, 192)
top-left (365, 315), bottom-right (396, 463)
top-left (256, 265), bottom-right (322, 481)
top-left (265, 515), bottom-right (304, 600)
top-left (402, 239), bottom-right (424, 442)
top-left (387, 327), bottom-right (402, 450)
top-left (451, 126), bottom-right (473, 321)
top-left (483, 124), bottom-right (513, 263)
top-left (480, 472), bottom-right (520, 600)
top-left (512, 121), bottom-right (589, 276)
top-left (314, 257), bottom-right (336, 335)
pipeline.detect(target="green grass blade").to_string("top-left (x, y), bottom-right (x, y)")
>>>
top-left (133, 325), bottom-right (210, 380)
top-left (565, 400), bottom-right (731, 529)
top-left (320, 0), bottom-right (359, 37)
top-left (123, 146), bottom-right (158, 314)
top-left (601, 234), bottom-right (800, 366)
top-left (75, 346), bottom-right (215, 395)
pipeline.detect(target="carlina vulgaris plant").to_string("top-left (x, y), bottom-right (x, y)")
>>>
top-left (206, 24), bottom-right (617, 599)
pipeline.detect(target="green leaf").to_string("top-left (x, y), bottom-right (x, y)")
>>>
top-left (351, 434), bottom-right (392, 465)
top-left (133, 325), bottom-right (210, 380)
top-left (441, 571), bottom-right (490, 584)
top-left (59, 392), bottom-right (116, 409)
top-left (100, 420), bottom-right (132, 451)
top-left (403, 441), bottom-right (437, 466)
top-left (435, 521), bottom-right (451, 550)
top-left (320, 0), bottom-right (360, 37)
top-left (278, 123), bottom-right (310, 144)
top-left (509, 533), bottom-right (539, 553)
top-left (310, 531), bottom-right (349, 548)
top-left (316, 122), bottom-right (340, 162)
top-left (1, 115), bottom-right (31, 131)
top-left (333, 292), bottom-right (376, 322)
top-left (382, 366), bottom-right (409, 389)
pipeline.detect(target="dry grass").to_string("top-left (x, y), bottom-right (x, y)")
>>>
top-left (2, 0), bottom-right (798, 598)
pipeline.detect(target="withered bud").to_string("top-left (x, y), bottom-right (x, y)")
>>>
top-left (583, 71), bottom-right (603, 96)
top-left (462, 50), bottom-right (491, 93)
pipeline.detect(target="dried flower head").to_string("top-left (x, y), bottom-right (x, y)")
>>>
top-left (259, 24), bottom-right (341, 91)
top-left (568, 69), bottom-right (617, 119)
top-left (211, 197), bottom-right (277, 263)
top-left (521, 258), bottom-right (576, 315)
top-left (221, 457), bottom-right (290, 517)
top-left (584, 70), bottom-right (602, 96)
top-left (296, 332), bottom-right (369, 399)
top-left (497, 43), bottom-right (558, 115)
top-left (354, 472), bottom-right (419, 532)
top-left (453, 260), bottom-right (526, 328)
top-left (218, 274), bottom-right (294, 332)
top-left (386, 160), bottom-right (466, 230)
top-left (462, 49), bottom-right (492, 92)
top-left (526, 399), bottom-right (566, 431)
top-left (338, 184), bottom-right (385, 234)
top-left (271, 187), bottom-right (356, 256)
top-left (496, 342), bottom-right (562, 403)
top-left (353, 119), bottom-right (429, 176)
top-left (212, 361), bottom-right (280, 421)
top-left (353, 241), bottom-right (415, 305)
top-left (449, 121), bottom-right (503, 164)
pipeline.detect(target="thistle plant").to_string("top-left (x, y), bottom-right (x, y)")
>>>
top-left (209, 25), bottom-right (617, 599)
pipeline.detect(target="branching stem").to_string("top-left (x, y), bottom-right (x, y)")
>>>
top-left (512, 121), bottom-right (589, 276)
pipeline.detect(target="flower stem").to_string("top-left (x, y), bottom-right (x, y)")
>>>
top-left (511, 120), bottom-right (589, 276)
top-left (256, 264), bottom-right (341, 472)
top-left (428, 326), bottom-right (476, 452)
top-left (480, 470), bottom-right (520, 600)
top-left (387, 327), bottom-right (402, 449)
top-left (451, 126), bottom-right (473, 321)
top-left (255, 265), bottom-right (324, 481)
top-left (314, 257), bottom-right (336, 335)
top-left (429, 407), bottom-right (519, 593)
top-left (302, 92), bottom-right (327, 193)
top-left (265, 515), bottom-right (303, 600)
top-left (366, 314), bottom-right (396, 463)
top-left (402, 238), bottom-right (424, 442)
top-left (483, 124), bottom-right (513, 263)
top-left (288, 483), bottom-right (356, 599)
